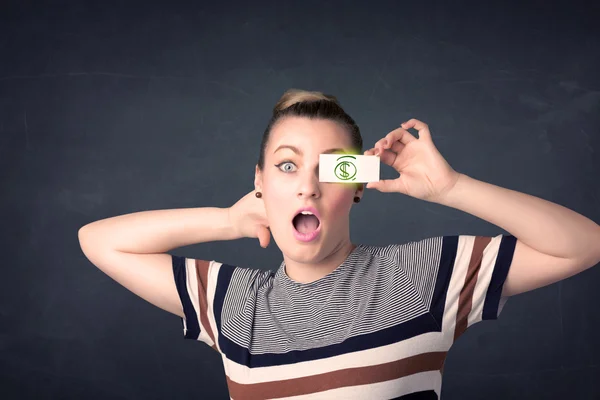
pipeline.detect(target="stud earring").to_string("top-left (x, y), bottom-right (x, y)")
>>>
top-left (255, 191), bottom-right (262, 198)
top-left (354, 196), bottom-right (360, 203)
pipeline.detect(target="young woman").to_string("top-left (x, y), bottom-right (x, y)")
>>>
top-left (78, 89), bottom-right (600, 399)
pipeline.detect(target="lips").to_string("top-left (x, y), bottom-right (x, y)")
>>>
top-left (293, 223), bottom-right (321, 242)
top-left (291, 206), bottom-right (322, 243)
top-left (292, 206), bottom-right (321, 222)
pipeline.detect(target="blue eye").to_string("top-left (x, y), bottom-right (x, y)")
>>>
top-left (275, 161), bottom-right (297, 173)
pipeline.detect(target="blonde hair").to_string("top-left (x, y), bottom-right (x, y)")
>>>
top-left (273, 89), bottom-right (341, 113)
top-left (257, 88), bottom-right (363, 173)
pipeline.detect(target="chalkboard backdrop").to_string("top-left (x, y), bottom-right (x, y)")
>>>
top-left (2, 1), bottom-right (599, 399)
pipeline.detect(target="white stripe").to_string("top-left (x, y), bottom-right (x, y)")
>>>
top-left (272, 371), bottom-right (442, 399)
top-left (441, 235), bottom-right (472, 333)
top-left (224, 329), bottom-right (452, 384)
top-left (205, 260), bottom-right (222, 350)
top-left (468, 235), bottom-right (501, 326)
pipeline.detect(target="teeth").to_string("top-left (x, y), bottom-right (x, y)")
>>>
top-left (300, 211), bottom-right (314, 215)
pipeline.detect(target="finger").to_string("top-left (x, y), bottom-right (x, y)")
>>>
top-left (368, 174), bottom-right (409, 194)
top-left (401, 119), bottom-right (432, 141)
top-left (387, 127), bottom-right (417, 146)
top-left (377, 147), bottom-right (397, 166)
top-left (366, 147), bottom-right (396, 166)
top-left (388, 140), bottom-right (405, 155)
top-left (365, 147), bottom-right (378, 156)
top-left (366, 178), bottom-right (402, 193)
top-left (371, 141), bottom-right (404, 161)
top-left (257, 226), bottom-right (270, 248)
top-left (374, 128), bottom-right (416, 154)
top-left (364, 148), bottom-right (376, 156)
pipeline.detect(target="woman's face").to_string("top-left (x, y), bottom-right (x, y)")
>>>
top-left (255, 116), bottom-right (363, 263)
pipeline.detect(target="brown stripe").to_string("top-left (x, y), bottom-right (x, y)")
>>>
top-left (226, 351), bottom-right (446, 400)
top-left (453, 236), bottom-right (491, 341)
top-left (195, 259), bottom-right (217, 349)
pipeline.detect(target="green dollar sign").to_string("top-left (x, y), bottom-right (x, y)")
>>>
top-left (340, 162), bottom-right (350, 179)
top-left (334, 157), bottom-right (357, 181)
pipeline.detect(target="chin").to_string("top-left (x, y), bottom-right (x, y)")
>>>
top-left (284, 240), bottom-right (324, 260)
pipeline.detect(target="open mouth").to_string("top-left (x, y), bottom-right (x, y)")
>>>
top-left (292, 212), bottom-right (321, 234)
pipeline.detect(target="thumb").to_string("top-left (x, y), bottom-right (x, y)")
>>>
top-left (257, 226), bottom-right (271, 248)
top-left (366, 179), bottom-right (398, 193)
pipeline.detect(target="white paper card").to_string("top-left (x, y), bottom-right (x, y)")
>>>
top-left (319, 154), bottom-right (380, 183)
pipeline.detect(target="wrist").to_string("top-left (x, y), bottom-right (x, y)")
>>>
top-left (226, 207), bottom-right (243, 240)
top-left (436, 172), bottom-right (469, 207)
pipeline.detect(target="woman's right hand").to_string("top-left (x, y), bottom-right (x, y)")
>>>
top-left (228, 190), bottom-right (271, 248)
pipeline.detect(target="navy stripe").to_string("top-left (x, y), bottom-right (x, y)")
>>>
top-left (213, 262), bottom-right (236, 353)
top-left (429, 235), bottom-right (458, 328)
top-left (218, 310), bottom-right (439, 368)
top-left (172, 255), bottom-right (201, 339)
top-left (391, 389), bottom-right (438, 399)
top-left (482, 234), bottom-right (517, 320)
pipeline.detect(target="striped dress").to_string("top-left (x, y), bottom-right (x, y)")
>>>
top-left (172, 234), bottom-right (517, 399)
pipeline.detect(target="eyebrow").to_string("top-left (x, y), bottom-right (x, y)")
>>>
top-left (273, 145), bottom-right (347, 155)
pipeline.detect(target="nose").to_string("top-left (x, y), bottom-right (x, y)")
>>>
top-left (297, 169), bottom-right (321, 199)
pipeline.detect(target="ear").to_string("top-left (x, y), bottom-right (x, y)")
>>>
top-left (254, 164), bottom-right (262, 191)
top-left (356, 183), bottom-right (365, 195)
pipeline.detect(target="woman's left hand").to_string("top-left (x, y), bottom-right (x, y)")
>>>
top-left (364, 118), bottom-right (461, 203)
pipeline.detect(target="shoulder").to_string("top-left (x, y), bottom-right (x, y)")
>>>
top-left (384, 234), bottom-right (512, 267)
top-left (214, 262), bottom-right (275, 293)
top-left (355, 242), bottom-right (402, 263)
top-left (172, 255), bottom-right (274, 292)
top-left (355, 238), bottom-right (446, 270)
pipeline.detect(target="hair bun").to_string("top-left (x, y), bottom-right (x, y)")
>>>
top-left (273, 88), bottom-right (340, 114)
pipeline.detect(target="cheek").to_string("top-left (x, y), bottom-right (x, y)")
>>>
top-left (329, 192), bottom-right (353, 218)
top-left (263, 182), bottom-right (292, 224)
top-left (266, 181), bottom-right (291, 203)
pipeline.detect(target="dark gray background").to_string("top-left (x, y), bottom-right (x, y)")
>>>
top-left (2, 1), bottom-right (599, 399)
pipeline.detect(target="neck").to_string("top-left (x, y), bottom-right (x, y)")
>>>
top-left (283, 240), bottom-right (357, 284)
